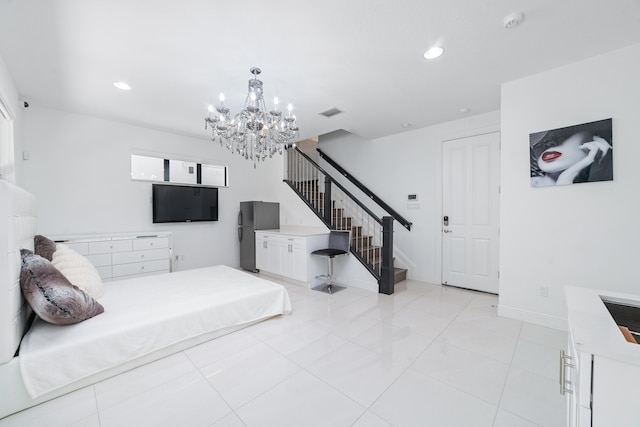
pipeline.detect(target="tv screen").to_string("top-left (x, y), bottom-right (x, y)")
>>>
top-left (152, 184), bottom-right (219, 223)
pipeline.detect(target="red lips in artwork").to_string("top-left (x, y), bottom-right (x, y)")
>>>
top-left (541, 151), bottom-right (561, 161)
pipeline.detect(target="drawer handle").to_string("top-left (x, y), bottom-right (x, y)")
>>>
top-left (559, 350), bottom-right (574, 395)
top-left (141, 266), bottom-right (145, 270)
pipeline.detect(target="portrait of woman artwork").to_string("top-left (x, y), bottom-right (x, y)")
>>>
top-left (530, 118), bottom-right (613, 187)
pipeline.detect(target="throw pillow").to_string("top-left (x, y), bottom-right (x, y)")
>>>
top-left (34, 234), bottom-right (57, 261)
top-left (20, 249), bottom-right (104, 325)
top-left (51, 244), bottom-right (104, 299)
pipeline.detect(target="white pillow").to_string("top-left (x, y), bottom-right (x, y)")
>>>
top-left (51, 244), bottom-right (104, 299)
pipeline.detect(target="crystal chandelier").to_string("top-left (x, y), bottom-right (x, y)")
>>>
top-left (205, 67), bottom-right (299, 167)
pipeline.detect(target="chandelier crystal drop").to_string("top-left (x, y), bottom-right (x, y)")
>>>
top-left (204, 67), bottom-right (299, 167)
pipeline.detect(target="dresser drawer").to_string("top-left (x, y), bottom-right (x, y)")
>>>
top-left (112, 259), bottom-right (170, 278)
top-left (112, 248), bottom-right (170, 265)
top-left (85, 253), bottom-right (112, 267)
top-left (89, 239), bottom-right (133, 254)
top-left (95, 265), bottom-right (112, 280)
top-left (64, 242), bottom-right (90, 255)
top-left (132, 237), bottom-right (169, 251)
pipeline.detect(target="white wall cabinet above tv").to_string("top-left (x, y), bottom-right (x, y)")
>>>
top-left (53, 233), bottom-right (172, 281)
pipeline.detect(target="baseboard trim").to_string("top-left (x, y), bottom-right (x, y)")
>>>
top-left (498, 304), bottom-right (568, 332)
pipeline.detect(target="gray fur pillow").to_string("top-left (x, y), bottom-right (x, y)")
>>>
top-left (20, 249), bottom-right (104, 325)
top-left (34, 234), bottom-right (57, 261)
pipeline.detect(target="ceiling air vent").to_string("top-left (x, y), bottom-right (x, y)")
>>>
top-left (319, 107), bottom-right (343, 118)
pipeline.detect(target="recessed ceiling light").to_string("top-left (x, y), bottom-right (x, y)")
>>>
top-left (423, 46), bottom-right (444, 60)
top-left (459, 107), bottom-right (470, 114)
top-left (401, 123), bottom-right (413, 128)
top-left (113, 81), bottom-right (132, 91)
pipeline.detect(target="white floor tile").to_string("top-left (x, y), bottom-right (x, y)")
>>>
top-left (411, 336), bottom-right (510, 405)
top-left (370, 368), bottom-right (497, 427)
top-left (199, 341), bottom-right (301, 409)
top-left (493, 409), bottom-right (542, 427)
top-left (519, 323), bottom-right (567, 350)
top-left (351, 321), bottom-right (435, 366)
top-left (235, 370), bottom-right (365, 427)
top-left (285, 332), bottom-right (347, 368)
top-left (500, 366), bottom-right (566, 427)
top-left (307, 341), bottom-right (407, 407)
top-left (248, 317), bottom-right (328, 356)
top-left (383, 306), bottom-right (455, 338)
top-left (99, 371), bottom-right (231, 427)
top-left (94, 352), bottom-right (196, 410)
top-left (310, 306), bottom-right (381, 340)
top-left (0, 386), bottom-right (97, 427)
top-left (440, 315), bottom-right (523, 364)
top-left (342, 293), bottom-right (405, 320)
top-left (511, 338), bottom-right (562, 381)
top-left (67, 414), bottom-right (101, 427)
top-left (351, 410), bottom-right (394, 427)
top-left (185, 330), bottom-right (262, 368)
top-left (209, 412), bottom-right (248, 427)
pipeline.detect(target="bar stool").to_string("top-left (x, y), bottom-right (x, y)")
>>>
top-left (311, 230), bottom-right (350, 294)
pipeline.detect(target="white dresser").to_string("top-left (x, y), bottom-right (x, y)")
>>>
top-left (53, 233), bottom-right (172, 281)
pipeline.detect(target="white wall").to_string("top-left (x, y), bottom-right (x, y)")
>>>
top-left (0, 55), bottom-right (21, 184)
top-left (19, 105), bottom-right (314, 272)
top-left (318, 112), bottom-right (500, 284)
top-left (499, 43), bottom-right (640, 330)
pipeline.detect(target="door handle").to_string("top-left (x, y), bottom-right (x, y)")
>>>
top-left (443, 229), bottom-right (452, 233)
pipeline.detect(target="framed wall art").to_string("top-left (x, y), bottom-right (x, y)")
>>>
top-left (530, 118), bottom-right (613, 187)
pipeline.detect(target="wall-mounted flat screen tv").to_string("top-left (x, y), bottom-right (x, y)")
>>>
top-left (152, 184), bottom-right (219, 223)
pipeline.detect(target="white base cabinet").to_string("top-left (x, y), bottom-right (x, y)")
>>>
top-left (565, 286), bottom-right (640, 427)
top-left (255, 230), bottom-right (328, 285)
top-left (55, 233), bottom-right (172, 281)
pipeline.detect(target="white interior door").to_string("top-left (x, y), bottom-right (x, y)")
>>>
top-left (442, 132), bottom-right (500, 294)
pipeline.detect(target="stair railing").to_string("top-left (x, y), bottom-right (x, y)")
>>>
top-left (317, 148), bottom-right (412, 231)
top-left (284, 147), bottom-right (395, 294)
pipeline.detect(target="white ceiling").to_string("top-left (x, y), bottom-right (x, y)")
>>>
top-left (1, 0), bottom-right (640, 142)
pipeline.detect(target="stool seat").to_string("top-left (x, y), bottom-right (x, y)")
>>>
top-left (311, 248), bottom-right (348, 257)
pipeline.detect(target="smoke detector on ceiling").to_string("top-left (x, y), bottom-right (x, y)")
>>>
top-left (503, 12), bottom-right (525, 29)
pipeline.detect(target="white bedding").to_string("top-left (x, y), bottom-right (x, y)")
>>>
top-left (19, 265), bottom-right (292, 398)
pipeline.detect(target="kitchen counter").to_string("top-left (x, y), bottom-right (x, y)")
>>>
top-left (259, 226), bottom-right (330, 237)
top-left (565, 286), bottom-right (640, 366)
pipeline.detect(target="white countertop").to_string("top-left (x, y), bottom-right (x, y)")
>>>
top-left (565, 286), bottom-right (640, 366)
top-left (257, 226), bottom-right (330, 237)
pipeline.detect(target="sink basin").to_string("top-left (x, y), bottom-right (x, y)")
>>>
top-left (601, 296), bottom-right (640, 344)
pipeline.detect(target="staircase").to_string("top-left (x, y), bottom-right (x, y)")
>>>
top-left (285, 148), bottom-right (408, 293)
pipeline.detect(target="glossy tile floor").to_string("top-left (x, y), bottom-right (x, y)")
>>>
top-left (0, 276), bottom-right (568, 427)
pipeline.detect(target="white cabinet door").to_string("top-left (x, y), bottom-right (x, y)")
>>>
top-left (255, 237), bottom-right (269, 271)
top-left (267, 238), bottom-right (282, 274)
top-left (280, 237), bottom-right (306, 281)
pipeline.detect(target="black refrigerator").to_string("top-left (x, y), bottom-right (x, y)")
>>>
top-left (238, 201), bottom-right (280, 272)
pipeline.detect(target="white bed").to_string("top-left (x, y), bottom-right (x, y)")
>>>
top-left (0, 180), bottom-right (292, 418)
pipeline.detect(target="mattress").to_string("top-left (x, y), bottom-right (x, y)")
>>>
top-left (19, 265), bottom-right (292, 398)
